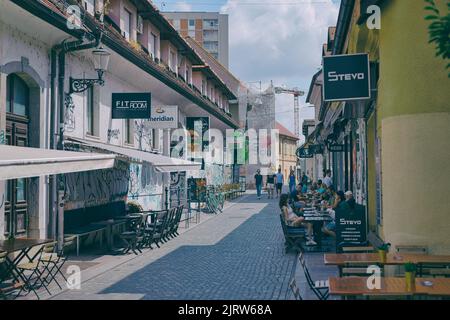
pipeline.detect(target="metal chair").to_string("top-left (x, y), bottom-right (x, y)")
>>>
top-left (0, 251), bottom-right (24, 300)
top-left (298, 251), bottom-right (329, 300)
top-left (289, 278), bottom-right (303, 300)
top-left (120, 215), bottom-right (145, 255)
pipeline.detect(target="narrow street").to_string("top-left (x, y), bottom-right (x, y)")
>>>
top-left (53, 193), bottom-right (297, 300)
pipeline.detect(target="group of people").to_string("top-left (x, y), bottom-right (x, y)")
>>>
top-left (254, 168), bottom-right (309, 200)
top-left (277, 170), bottom-right (356, 246)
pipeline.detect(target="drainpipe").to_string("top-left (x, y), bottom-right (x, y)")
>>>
top-left (48, 49), bottom-right (57, 239)
top-left (332, 0), bottom-right (355, 55)
top-left (52, 33), bottom-right (101, 251)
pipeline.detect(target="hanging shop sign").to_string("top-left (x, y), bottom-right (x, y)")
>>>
top-left (112, 92), bottom-right (151, 119)
top-left (323, 53), bottom-right (371, 102)
top-left (149, 105), bottom-right (178, 129)
top-left (296, 146), bottom-right (313, 159)
top-left (328, 144), bottom-right (345, 152)
top-left (335, 203), bottom-right (367, 253)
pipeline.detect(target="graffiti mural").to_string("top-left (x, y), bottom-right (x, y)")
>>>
top-left (205, 163), bottom-right (224, 186)
top-left (64, 95), bottom-right (76, 132)
top-left (128, 163), bottom-right (164, 210)
top-left (64, 162), bottom-right (130, 210)
top-left (107, 129), bottom-right (120, 143)
top-left (0, 130), bottom-right (5, 145)
top-left (170, 172), bottom-right (186, 206)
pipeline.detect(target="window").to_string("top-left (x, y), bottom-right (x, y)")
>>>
top-left (202, 79), bottom-right (207, 95)
top-left (83, 0), bottom-right (95, 15)
top-left (86, 86), bottom-right (95, 135)
top-left (169, 50), bottom-right (177, 72)
top-left (149, 32), bottom-right (157, 58)
top-left (185, 66), bottom-right (190, 84)
top-left (188, 30), bottom-right (195, 38)
top-left (6, 74), bottom-right (29, 117)
top-left (137, 15), bottom-right (143, 34)
top-left (122, 8), bottom-right (132, 40)
top-left (188, 19), bottom-right (195, 30)
top-left (125, 119), bottom-right (133, 144)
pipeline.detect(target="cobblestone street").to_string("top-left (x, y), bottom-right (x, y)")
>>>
top-left (53, 193), bottom-right (298, 300)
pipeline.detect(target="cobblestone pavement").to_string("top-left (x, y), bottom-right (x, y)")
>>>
top-left (53, 193), bottom-right (298, 300)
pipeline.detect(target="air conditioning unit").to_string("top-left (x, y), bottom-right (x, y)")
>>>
top-left (137, 15), bottom-right (143, 34)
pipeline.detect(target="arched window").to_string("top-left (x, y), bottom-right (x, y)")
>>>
top-left (6, 74), bottom-right (29, 117)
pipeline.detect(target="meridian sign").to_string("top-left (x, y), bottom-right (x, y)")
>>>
top-left (323, 53), bottom-right (371, 102)
top-left (112, 92), bottom-right (151, 119)
top-left (149, 105), bottom-right (178, 129)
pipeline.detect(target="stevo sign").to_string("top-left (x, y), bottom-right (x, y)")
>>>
top-left (112, 92), bottom-right (151, 119)
top-left (323, 53), bottom-right (371, 102)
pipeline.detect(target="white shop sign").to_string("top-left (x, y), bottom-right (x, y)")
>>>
top-left (149, 105), bottom-right (178, 129)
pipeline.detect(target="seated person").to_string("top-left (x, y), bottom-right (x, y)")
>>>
top-left (316, 180), bottom-right (326, 194)
top-left (279, 194), bottom-right (317, 246)
top-left (301, 182), bottom-right (308, 194)
top-left (322, 190), bottom-right (345, 238)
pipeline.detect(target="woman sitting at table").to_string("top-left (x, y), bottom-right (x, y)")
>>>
top-left (322, 190), bottom-right (345, 238)
top-left (280, 194), bottom-right (317, 246)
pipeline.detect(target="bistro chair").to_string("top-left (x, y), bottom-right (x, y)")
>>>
top-left (289, 278), bottom-right (303, 300)
top-left (298, 251), bottom-right (329, 300)
top-left (120, 215), bottom-right (145, 255)
top-left (170, 205), bottom-right (185, 237)
top-left (151, 209), bottom-right (171, 248)
top-left (1, 250), bottom-right (24, 300)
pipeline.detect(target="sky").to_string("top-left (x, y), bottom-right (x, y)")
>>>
top-left (154, 0), bottom-right (341, 141)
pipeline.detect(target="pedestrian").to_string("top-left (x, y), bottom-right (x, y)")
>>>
top-left (323, 169), bottom-right (333, 188)
top-left (275, 168), bottom-right (284, 198)
top-left (266, 172), bottom-right (275, 199)
top-left (288, 170), bottom-right (296, 194)
top-left (254, 169), bottom-right (263, 199)
top-left (301, 172), bottom-right (309, 186)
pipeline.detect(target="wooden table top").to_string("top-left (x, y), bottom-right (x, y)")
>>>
top-left (329, 277), bottom-right (450, 297)
top-left (0, 238), bottom-right (55, 254)
top-left (324, 253), bottom-right (450, 266)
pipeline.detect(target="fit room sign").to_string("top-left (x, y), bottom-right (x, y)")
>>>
top-left (323, 53), bottom-right (371, 102)
top-left (112, 92), bottom-right (151, 119)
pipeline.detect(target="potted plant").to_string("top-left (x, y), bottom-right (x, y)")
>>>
top-left (127, 201), bottom-right (143, 214)
top-left (404, 262), bottom-right (417, 291)
top-left (377, 243), bottom-right (391, 263)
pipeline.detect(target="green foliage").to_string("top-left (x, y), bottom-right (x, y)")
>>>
top-left (404, 262), bottom-right (418, 273)
top-left (127, 201), bottom-right (143, 213)
top-left (378, 243), bottom-right (391, 252)
top-left (424, 0), bottom-right (450, 77)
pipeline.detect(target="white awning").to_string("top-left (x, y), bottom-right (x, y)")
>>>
top-left (71, 139), bottom-right (201, 173)
top-left (0, 145), bottom-right (116, 180)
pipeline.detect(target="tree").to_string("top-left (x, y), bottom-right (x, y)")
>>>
top-left (424, 0), bottom-right (450, 77)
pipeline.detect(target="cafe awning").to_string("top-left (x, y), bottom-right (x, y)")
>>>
top-left (70, 139), bottom-right (201, 173)
top-left (0, 145), bottom-right (116, 180)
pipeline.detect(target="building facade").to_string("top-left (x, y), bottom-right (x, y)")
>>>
top-left (276, 122), bottom-right (299, 181)
top-left (0, 0), bottom-right (240, 240)
top-left (304, 0), bottom-right (450, 254)
top-left (162, 12), bottom-right (229, 68)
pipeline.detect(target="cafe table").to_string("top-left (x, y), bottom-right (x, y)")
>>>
top-left (0, 238), bottom-right (56, 284)
top-left (328, 276), bottom-right (450, 299)
top-left (324, 253), bottom-right (450, 276)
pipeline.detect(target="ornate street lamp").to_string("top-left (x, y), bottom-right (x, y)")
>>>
top-left (69, 46), bottom-right (111, 93)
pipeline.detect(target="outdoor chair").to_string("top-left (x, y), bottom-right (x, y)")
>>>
top-left (147, 209), bottom-right (170, 248)
top-left (298, 251), bottom-right (329, 300)
top-left (1, 250), bottom-right (24, 300)
top-left (289, 278), bottom-right (303, 300)
top-left (162, 207), bottom-right (178, 242)
top-left (279, 214), bottom-right (305, 253)
top-left (120, 215), bottom-right (146, 255)
top-left (15, 244), bottom-right (55, 299)
top-left (169, 205), bottom-right (184, 238)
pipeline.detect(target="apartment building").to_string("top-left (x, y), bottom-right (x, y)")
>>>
top-left (162, 12), bottom-right (229, 68)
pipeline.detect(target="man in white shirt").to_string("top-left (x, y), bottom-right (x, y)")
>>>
top-left (323, 169), bottom-right (333, 188)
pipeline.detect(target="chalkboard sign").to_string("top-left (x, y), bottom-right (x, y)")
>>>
top-left (335, 202), bottom-right (367, 253)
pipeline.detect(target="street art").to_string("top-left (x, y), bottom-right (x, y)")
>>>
top-left (0, 130), bottom-right (5, 144)
top-left (205, 164), bottom-right (224, 186)
top-left (134, 120), bottom-right (153, 151)
top-left (0, 193), bottom-right (4, 210)
top-left (64, 162), bottom-right (130, 210)
top-left (170, 172), bottom-right (186, 206)
top-left (128, 163), bottom-right (163, 210)
top-left (107, 128), bottom-right (120, 143)
top-left (64, 94), bottom-right (76, 132)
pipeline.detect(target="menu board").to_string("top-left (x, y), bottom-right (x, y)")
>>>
top-left (335, 202), bottom-right (367, 253)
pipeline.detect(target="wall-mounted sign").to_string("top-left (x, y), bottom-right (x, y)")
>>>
top-left (309, 145), bottom-right (324, 154)
top-left (328, 144), bottom-right (345, 152)
top-left (335, 203), bottom-right (367, 253)
top-left (112, 92), bottom-right (151, 119)
top-left (323, 53), bottom-right (371, 102)
top-left (149, 105), bottom-right (178, 128)
top-left (296, 147), bottom-right (313, 159)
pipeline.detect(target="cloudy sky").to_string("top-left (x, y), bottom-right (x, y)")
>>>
top-left (154, 0), bottom-right (341, 141)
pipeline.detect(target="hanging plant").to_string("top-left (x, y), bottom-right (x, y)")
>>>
top-left (424, 0), bottom-right (450, 77)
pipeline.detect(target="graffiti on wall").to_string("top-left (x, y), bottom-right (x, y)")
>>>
top-left (0, 130), bottom-right (5, 145)
top-left (64, 162), bottom-right (130, 210)
top-left (107, 129), bottom-right (120, 143)
top-left (128, 163), bottom-right (163, 210)
top-left (170, 171), bottom-right (186, 206)
top-left (205, 163), bottom-right (224, 186)
top-left (64, 95), bottom-right (76, 132)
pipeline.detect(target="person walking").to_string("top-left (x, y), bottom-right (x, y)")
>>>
top-left (288, 170), bottom-right (296, 194)
top-left (266, 172), bottom-right (275, 199)
top-left (275, 168), bottom-right (284, 198)
top-left (323, 169), bottom-right (333, 188)
top-left (254, 169), bottom-right (263, 199)
top-left (301, 172), bottom-right (309, 186)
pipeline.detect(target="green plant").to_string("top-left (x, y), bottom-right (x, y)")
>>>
top-left (127, 201), bottom-right (143, 213)
top-left (424, 0), bottom-right (450, 77)
top-left (378, 243), bottom-right (391, 251)
top-left (404, 262), bottom-right (418, 273)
